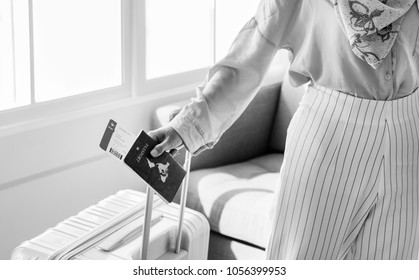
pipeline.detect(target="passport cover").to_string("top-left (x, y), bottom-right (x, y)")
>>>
top-left (100, 120), bottom-right (186, 203)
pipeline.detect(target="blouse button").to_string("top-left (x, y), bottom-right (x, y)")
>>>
top-left (385, 72), bottom-right (392, 81)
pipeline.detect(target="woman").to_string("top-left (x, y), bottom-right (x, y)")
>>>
top-left (148, 0), bottom-right (419, 259)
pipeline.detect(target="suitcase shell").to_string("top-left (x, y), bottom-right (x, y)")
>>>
top-left (11, 189), bottom-right (210, 260)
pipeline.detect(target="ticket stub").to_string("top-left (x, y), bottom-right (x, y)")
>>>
top-left (99, 119), bottom-right (136, 161)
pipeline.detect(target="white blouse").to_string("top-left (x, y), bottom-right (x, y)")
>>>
top-left (170, 0), bottom-right (419, 155)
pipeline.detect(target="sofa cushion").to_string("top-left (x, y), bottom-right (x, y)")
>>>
top-left (268, 75), bottom-right (305, 153)
top-left (183, 153), bottom-right (283, 248)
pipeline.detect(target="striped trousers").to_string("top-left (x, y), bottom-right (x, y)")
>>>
top-left (266, 85), bottom-right (419, 259)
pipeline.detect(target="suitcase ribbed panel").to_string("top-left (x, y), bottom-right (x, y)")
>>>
top-left (11, 190), bottom-right (209, 260)
top-left (11, 190), bottom-right (162, 260)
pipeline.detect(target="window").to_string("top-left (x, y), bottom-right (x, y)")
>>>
top-left (0, 0), bottom-right (128, 114)
top-left (0, 0), bottom-right (30, 111)
top-left (145, 0), bottom-right (213, 80)
top-left (1, 0), bottom-right (286, 120)
top-left (215, 0), bottom-right (260, 61)
top-left (138, 0), bottom-right (267, 94)
top-left (32, 0), bottom-right (122, 102)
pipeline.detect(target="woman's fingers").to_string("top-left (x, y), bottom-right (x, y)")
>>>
top-left (148, 126), bottom-right (183, 157)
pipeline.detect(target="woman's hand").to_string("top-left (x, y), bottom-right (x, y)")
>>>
top-left (148, 126), bottom-right (184, 157)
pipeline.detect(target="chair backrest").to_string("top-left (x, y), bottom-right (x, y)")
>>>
top-left (189, 82), bottom-right (282, 171)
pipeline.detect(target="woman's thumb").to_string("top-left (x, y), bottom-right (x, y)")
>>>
top-left (150, 141), bottom-right (167, 157)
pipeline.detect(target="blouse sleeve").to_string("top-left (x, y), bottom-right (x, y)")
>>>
top-left (169, 0), bottom-right (301, 155)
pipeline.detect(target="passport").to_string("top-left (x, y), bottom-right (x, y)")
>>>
top-left (99, 119), bottom-right (186, 203)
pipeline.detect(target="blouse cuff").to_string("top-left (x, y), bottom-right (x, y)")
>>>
top-left (169, 107), bottom-right (213, 156)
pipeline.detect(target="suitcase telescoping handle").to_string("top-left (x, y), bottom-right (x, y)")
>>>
top-left (175, 150), bottom-right (192, 254)
top-left (140, 150), bottom-right (192, 260)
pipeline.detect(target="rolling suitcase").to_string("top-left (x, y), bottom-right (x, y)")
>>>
top-left (12, 153), bottom-right (210, 260)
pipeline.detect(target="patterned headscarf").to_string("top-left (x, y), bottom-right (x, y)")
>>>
top-left (331, 0), bottom-right (417, 69)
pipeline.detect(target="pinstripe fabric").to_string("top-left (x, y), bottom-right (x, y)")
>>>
top-left (266, 85), bottom-right (419, 260)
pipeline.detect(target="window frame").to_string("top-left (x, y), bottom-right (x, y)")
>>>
top-left (0, 0), bottom-right (288, 128)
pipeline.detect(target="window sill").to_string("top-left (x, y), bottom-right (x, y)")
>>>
top-left (0, 83), bottom-right (197, 138)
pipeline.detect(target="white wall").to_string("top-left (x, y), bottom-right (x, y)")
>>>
top-left (0, 89), bottom-right (194, 259)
